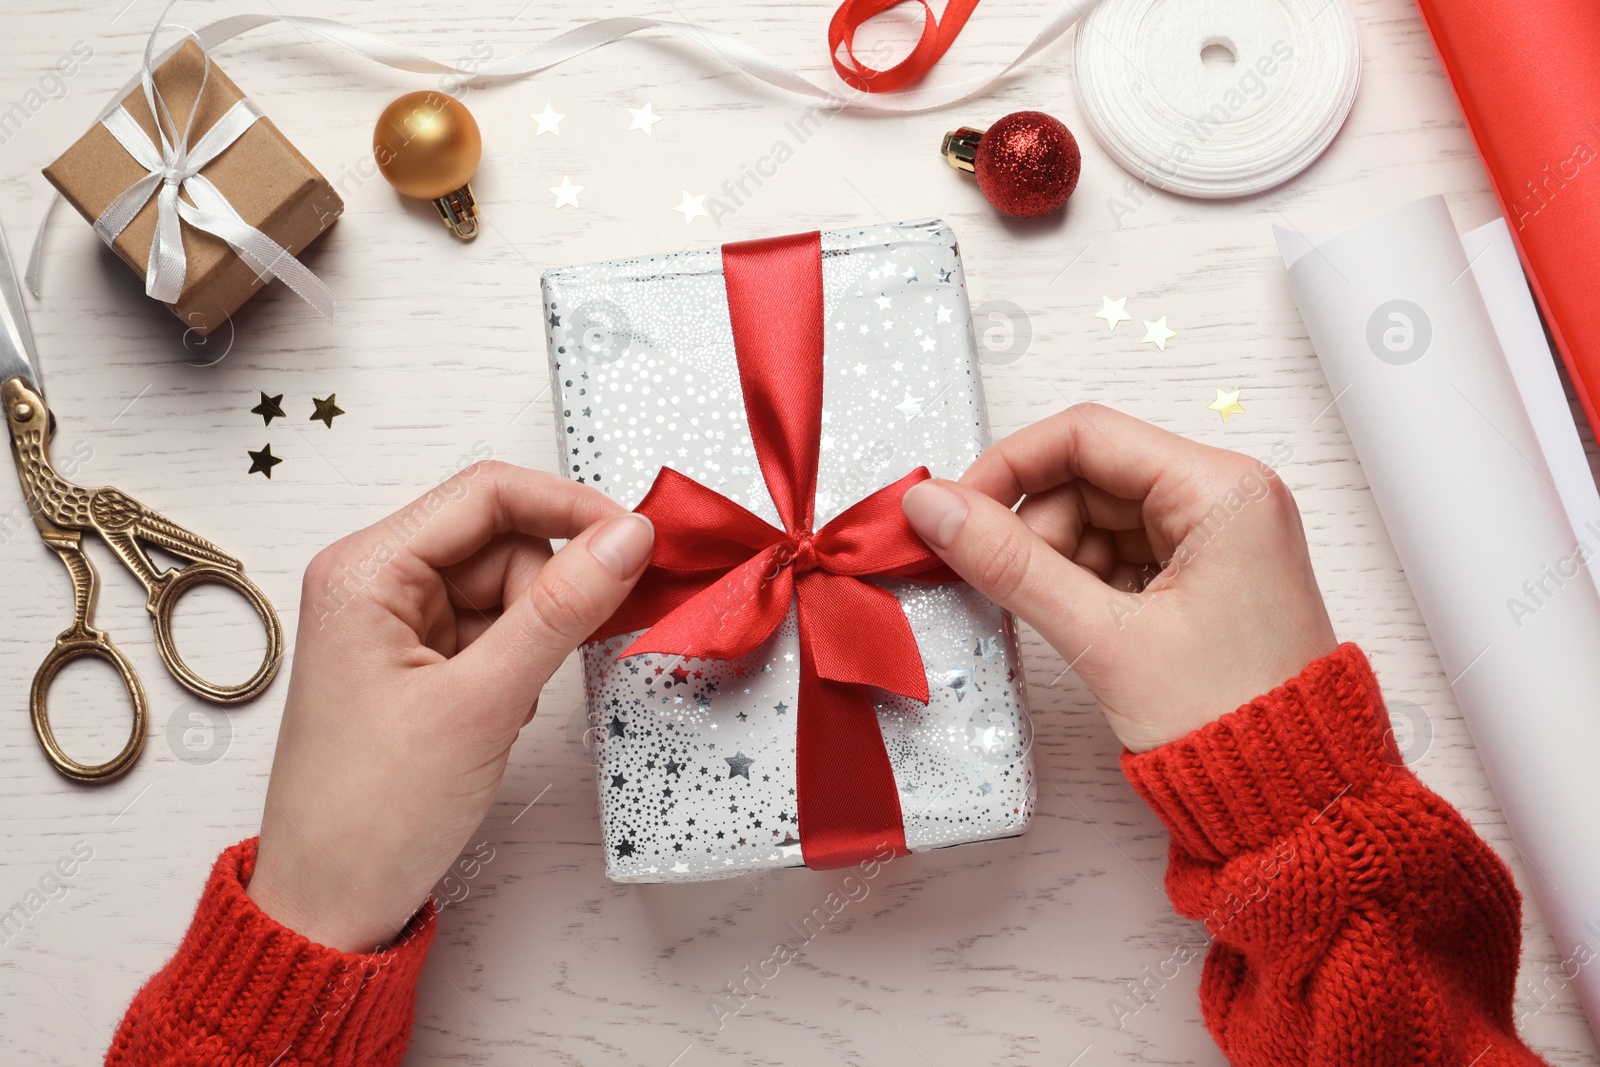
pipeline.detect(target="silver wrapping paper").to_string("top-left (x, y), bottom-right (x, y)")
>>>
top-left (541, 218), bottom-right (1035, 883)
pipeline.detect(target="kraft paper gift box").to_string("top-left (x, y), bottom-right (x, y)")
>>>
top-left (42, 40), bottom-right (341, 334)
top-left (542, 218), bottom-right (1036, 883)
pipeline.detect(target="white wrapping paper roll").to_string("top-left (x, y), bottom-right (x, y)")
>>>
top-left (1276, 195), bottom-right (1600, 1037)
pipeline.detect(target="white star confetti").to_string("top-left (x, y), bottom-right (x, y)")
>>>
top-left (549, 176), bottom-right (582, 208)
top-left (532, 103), bottom-right (565, 135)
top-left (1141, 316), bottom-right (1177, 350)
top-left (1208, 387), bottom-right (1245, 422)
top-left (1095, 295), bottom-right (1132, 330)
top-left (628, 103), bottom-right (662, 134)
top-left (674, 191), bottom-right (708, 223)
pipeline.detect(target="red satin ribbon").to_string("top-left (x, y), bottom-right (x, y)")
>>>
top-left (828, 0), bottom-right (983, 93)
top-left (593, 231), bottom-right (957, 870)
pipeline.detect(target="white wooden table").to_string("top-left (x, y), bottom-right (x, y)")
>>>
top-left (3, 0), bottom-right (1597, 1063)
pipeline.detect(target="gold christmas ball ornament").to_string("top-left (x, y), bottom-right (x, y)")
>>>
top-left (374, 91), bottom-right (483, 239)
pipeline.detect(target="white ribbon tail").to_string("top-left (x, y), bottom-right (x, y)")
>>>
top-left (146, 181), bottom-right (185, 302)
top-left (180, 175), bottom-right (336, 319)
top-left (25, 195), bottom-right (59, 299)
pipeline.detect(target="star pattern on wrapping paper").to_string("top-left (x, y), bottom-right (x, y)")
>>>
top-left (941, 667), bottom-right (978, 702)
top-left (895, 389), bottom-right (924, 423)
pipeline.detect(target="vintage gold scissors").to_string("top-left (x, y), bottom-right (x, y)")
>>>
top-left (0, 216), bottom-right (282, 782)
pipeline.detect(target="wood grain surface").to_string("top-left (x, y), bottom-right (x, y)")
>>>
top-left (1, 0), bottom-right (1596, 1063)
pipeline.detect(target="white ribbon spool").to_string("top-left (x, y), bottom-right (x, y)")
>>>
top-left (1073, 0), bottom-right (1360, 199)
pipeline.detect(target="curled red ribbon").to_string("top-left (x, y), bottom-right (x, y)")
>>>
top-left (828, 0), bottom-right (982, 93)
top-left (593, 231), bottom-right (957, 870)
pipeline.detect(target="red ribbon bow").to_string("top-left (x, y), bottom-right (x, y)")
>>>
top-left (593, 231), bottom-right (956, 870)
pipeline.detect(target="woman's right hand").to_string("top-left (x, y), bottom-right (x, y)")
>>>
top-left (902, 404), bottom-right (1339, 752)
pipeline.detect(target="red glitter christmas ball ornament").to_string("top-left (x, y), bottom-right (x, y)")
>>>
top-left (941, 111), bottom-right (1081, 218)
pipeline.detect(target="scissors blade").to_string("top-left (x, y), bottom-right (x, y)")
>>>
top-left (0, 210), bottom-right (42, 396)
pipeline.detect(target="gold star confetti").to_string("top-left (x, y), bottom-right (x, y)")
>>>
top-left (674, 191), bottom-right (708, 223)
top-left (1141, 316), bottom-right (1177, 350)
top-left (310, 394), bottom-right (345, 428)
top-left (1208, 387), bottom-right (1245, 422)
top-left (628, 103), bottom-right (662, 134)
top-left (1094, 295), bottom-right (1132, 330)
top-left (247, 443), bottom-right (281, 478)
top-left (250, 391), bottom-right (284, 425)
top-left (531, 103), bottom-right (565, 135)
top-left (550, 176), bottom-right (582, 208)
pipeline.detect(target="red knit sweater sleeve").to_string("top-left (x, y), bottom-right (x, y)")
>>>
top-left (1121, 643), bottom-right (1546, 1066)
top-left (104, 837), bottom-right (435, 1067)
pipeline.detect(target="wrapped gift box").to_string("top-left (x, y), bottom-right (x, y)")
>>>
top-left (542, 218), bottom-right (1035, 883)
top-left (42, 40), bottom-right (341, 334)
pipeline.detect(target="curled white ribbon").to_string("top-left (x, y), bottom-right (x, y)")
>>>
top-left (30, 0), bottom-right (1104, 304)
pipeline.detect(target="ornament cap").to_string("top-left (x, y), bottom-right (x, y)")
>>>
top-left (432, 183), bottom-right (479, 240)
top-left (941, 126), bottom-right (984, 173)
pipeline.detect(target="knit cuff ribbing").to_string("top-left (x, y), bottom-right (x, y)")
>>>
top-left (1120, 643), bottom-right (1402, 864)
top-left (106, 837), bottom-right (435, 1067)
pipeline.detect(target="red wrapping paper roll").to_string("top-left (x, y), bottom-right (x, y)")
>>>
top-left (1413, 0), bottom-right (1600, 432)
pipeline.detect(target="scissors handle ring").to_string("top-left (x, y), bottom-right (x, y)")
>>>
top-left (31, 631), bottom-right (149, 783)
top-left (149, 563), bottom-right (284, 703)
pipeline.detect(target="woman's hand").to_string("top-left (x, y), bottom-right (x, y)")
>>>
top-left (246, 461), bottom-right (653, 952)
top-left (902, 404), bottom-right (1337, 752)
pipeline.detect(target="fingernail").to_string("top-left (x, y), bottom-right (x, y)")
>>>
top-left (902, 481), bottom-right (969, 550)
top-left (587, 513), bottom-right (654, 579)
